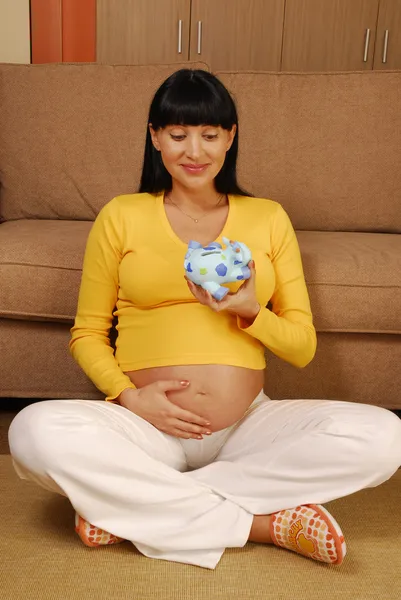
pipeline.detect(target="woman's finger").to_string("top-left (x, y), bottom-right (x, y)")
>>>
top-left (171, 429), bottom-right (195, 440)
top-left (186, 278), bottom-right (201, 297)
top-left (187, 279), bottom-right (216, 306)
top-left (191, 284), bottom-right (209, 304)
top-left (246, 260), bottom-right (257, 286)
top-left (172, 407), bottom-right (211, 427)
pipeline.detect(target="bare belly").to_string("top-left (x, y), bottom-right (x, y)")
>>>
top-left (124, 365), bottom-right (265, 432)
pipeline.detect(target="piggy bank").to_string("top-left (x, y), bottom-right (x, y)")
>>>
top-left (184, 236), bottom-right (252, 301)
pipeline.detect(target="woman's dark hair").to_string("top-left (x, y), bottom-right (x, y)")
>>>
top-left (139, 69), bottom-right (252, 196)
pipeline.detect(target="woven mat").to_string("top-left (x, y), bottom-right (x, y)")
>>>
top-left (0, 455), bottom-right (400, 600)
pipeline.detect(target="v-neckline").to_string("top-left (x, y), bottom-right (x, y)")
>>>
top-left (157, 190), bottom-right (236, 249)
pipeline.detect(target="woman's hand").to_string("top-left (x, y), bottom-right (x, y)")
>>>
top-left (185, 259), bottom-right (261, 323)
top-left (118, 381), bottom-right (212, 439)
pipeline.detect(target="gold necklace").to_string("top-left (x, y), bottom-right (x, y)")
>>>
top-left (166, 193), bottom-right (225, 223)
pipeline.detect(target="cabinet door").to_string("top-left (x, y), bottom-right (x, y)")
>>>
top-left (190, 0), bottom-right (285, 70)
top-left (282, 0), bottom-right (380, 72)
top-left (374, 0), bottom-right (401, 69)
top-left (97, 0), bottom-right (191, 64)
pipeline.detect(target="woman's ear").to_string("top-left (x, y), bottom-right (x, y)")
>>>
top-left (149, 124), bottom-right (161, 151)
top-left (226, 125), bottom-right (237, 151)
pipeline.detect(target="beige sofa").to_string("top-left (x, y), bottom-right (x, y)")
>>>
top-left (0, 62), bottom-right (400, 409)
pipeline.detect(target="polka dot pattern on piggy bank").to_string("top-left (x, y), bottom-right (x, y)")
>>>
top-left (184, 236), bottom-right (252, 301)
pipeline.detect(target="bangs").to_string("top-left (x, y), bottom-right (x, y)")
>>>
top-left (150, 72), bottom-right (236, 130)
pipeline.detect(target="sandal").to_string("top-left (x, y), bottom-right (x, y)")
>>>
top-left (270, 504), bottom-right (346, 565)
top-left (74, 513), bottom-right (125, 547)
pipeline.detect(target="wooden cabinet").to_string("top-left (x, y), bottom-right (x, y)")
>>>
top-left (95, 0), bottom-right (401, 72)
top-left (97, 0), bottom-right (284, 70)
top-left (97, 0), bottom-right (191, 65)
top-left (189, 0), bottom-right (285, 70)
top-left (374, 0), bottom-right (401, 69)
top-left (281, 0), bottom-right (380, 72)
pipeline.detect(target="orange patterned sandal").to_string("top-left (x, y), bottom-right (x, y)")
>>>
top-left (74, 513), bottom-right (125, 547)
top-left (270, 504), bottom-right (346, 565)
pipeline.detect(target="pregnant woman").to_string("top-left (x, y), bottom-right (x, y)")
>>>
top-left (8, 69), bottom-right (401, 570)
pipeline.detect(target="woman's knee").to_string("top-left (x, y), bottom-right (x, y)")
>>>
top-left (367, 406), bottom-right (401, 473)
top-left (8, 400), bottom-right (95, 468)
top-left (330, 403), bottom-right (401, 476)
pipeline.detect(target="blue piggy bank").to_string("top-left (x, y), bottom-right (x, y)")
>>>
top-left (184, 236), bottom-right (252, 301)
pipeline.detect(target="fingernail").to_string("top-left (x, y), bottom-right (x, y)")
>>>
top-left (180, 380), bottom-right (190, 386)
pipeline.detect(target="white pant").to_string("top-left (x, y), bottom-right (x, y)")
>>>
top-left (8, 391), bottom-right (401, 569)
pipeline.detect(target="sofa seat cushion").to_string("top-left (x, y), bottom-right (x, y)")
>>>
top-left (0, 219), bottom-right (91, 322)
top-left (297, 231), bottom-right (400, 333)
top-left (0, 220), bottom-right (399, 333)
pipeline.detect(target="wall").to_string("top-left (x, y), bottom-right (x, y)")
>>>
top-left (0, 0), bottom-right (31, 63)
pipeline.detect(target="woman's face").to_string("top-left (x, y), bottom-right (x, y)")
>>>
top-left (149, 124), bottom-right (236, 192)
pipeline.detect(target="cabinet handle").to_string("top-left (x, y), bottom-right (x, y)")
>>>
top-left (178, 20), bottom-right (183, 54)
top-left (363, 29), bottom-right (370, 62)
top-left (382, 30), bottom-right (389, 64)
top-left (363, 28), bottom-right (370, 62)
top-left (197, 21), bottom-right (202, 54)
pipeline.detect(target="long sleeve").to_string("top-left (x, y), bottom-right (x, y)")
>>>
top-left (69, 199), bottom-right (136, 402)
top-left (238, 203), bottom-right (317, 368)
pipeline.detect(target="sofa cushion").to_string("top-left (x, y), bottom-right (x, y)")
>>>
top-left (0, 62), bottom-right (209, 222)
top-left (217, 70), bottom-right (401, 233)
top-left (0, 220), bottom-right (399, 333)
top-left (0, 220), bottom-right (90, 322)
top-left (296, 231), bottom-right (401, 333)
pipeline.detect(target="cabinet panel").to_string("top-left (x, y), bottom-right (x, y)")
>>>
top-left (62, 0), bottom-right (96, 62)
top-left (190, 0), bottom-right (285, 71)
top-left (282, 0), bottom-right (380, 72)
top-left (374, 0), bottom-right (401, 69)
top-left (97, 0), bottom-right (191, 64)
top-left (31, 0), bottom-right (62, 64)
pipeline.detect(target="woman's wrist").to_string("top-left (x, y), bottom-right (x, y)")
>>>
top-left (118, 387), bottom-right (139, 408)
top-left (236, 302), bottom-right (261, 325)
